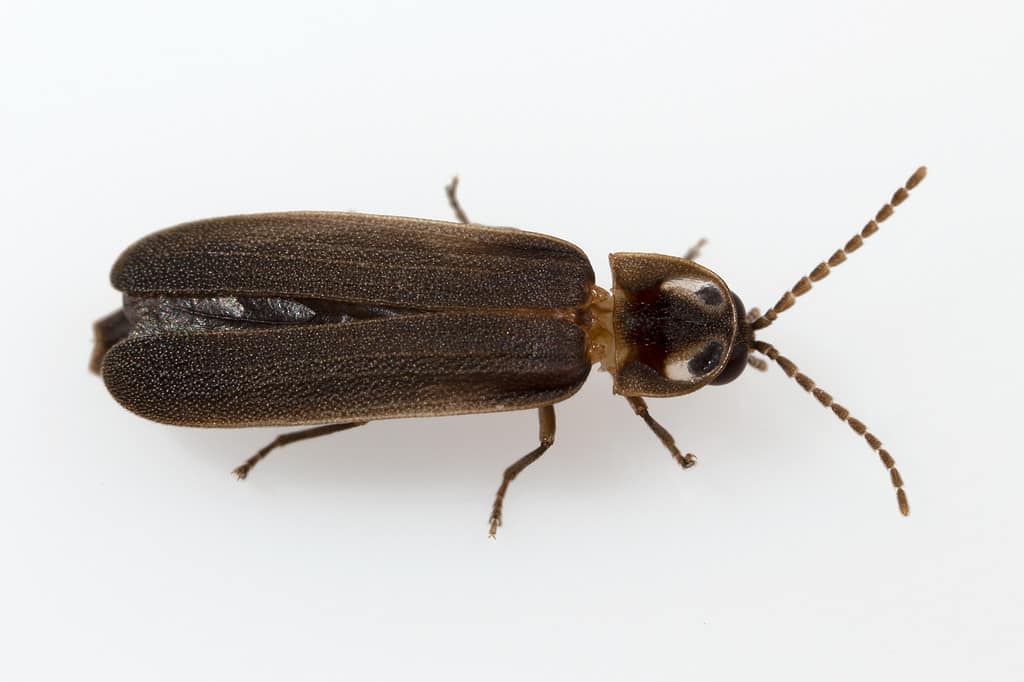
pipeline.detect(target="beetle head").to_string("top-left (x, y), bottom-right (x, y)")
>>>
top-left (606, 166), bottom-right (926, 519)
top-left (608, 253), bottom-right (752, 397)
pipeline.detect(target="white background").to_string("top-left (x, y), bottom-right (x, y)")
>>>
top-left (3, 2), bottom-right (1022, 680)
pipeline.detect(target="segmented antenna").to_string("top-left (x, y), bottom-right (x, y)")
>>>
top-left (752, 340), bottom-right (909, 516)
top-left (751, 166), bottom-right (927, 331)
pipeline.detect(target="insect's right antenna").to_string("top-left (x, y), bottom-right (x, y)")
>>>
top-left (752, 339), bottom-right (909, 517)
top-left (751, 166), bottom-right (927, 331)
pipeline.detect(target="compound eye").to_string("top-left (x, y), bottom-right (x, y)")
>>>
top-left (710, 341), bottom-right (749, 385)
top-left (710, 291), bottom-right (749, 385)
top-left (664, 340), bottom-right (724, 382)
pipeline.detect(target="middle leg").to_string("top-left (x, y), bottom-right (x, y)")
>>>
top-left (445, 176), bottom-right (472, 224)
top-left (488, 405), bottom-right (556, 538)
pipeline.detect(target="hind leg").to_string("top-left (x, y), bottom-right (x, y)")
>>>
top-left (232, 422), bottom-right (369, 479)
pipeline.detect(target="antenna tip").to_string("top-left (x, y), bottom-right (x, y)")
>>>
top-left (907, 166), bottom-right (927, 189)
top-left (897, 489), bottom-right (910, 516)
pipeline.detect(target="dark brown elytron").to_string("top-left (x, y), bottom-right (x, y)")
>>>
top-left (92, 168), bottom-right (927, 535)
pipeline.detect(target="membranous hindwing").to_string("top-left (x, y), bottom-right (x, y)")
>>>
top-left (609, 253), bottom-right (740, 396)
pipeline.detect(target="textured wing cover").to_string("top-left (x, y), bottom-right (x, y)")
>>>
top-left (101, 313), bottom-right (590, 427)
top-left (111, 212), bottom-right (594, 311)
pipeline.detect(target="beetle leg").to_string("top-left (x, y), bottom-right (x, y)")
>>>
top-left (445, 176), bottom-right (471, 224)
top-left (625, 396), bottom-right (696, 469)
top-left (488, 405), bottom-right (556, 538)
top-left (232, 422), bottom-right (368, 480)
top-left (683, 238), bottom-right (708, 261)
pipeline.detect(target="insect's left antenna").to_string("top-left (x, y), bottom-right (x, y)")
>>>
top-left (752, 339), bottom-right (909, 517)
top-left (751, 166), bottom-right (927, 331)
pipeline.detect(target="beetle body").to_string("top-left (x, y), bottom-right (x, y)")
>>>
top-left (94, 169), bottom-right (926, 534)
top-left (95, 212), bottom-right (747, 426)
top-left (96, 213), bottom-right (598, 426)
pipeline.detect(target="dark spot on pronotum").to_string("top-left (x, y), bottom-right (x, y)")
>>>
top-left (695, 285), bottom-right (724, 307)
top-left (688, 341), bottom-right (723, 376)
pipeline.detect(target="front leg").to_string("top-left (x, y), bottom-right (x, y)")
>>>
top-left (683, 238), bottom-right (708, 261)
top-left (625, 396), bottom-right (696, 469)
